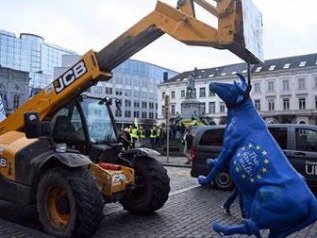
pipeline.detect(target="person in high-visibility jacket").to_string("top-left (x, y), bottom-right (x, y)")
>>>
top-left (150, 125), bottom-right (157, 148)
top-left (130, 125), bottom-right (139, 148)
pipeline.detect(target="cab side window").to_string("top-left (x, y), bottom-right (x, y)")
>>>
top-left (296, 128), bottom-right (317, 152)
top-left (199, 129), bottom-right (224, 146)
top-left (51, 105), bottom-right (85, 142)
top-left (268, 128), bottom-right (287, 149)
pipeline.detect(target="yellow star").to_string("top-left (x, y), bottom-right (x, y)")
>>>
top-left (242, 174), bottom-right (246, 179)
top-left (262, 150), bottom-right (268, 156)
top-left (256, 145), bottom-right (261, 150)
top-left (257, 175), bottom-right (262, 179)
top-left (250, 178), bottom-right (254, 183)
top-left (264, 159), bottom-right (269, 164)
top-left (262, 167), bottom-right (267, 173)
top-left (236, 167), bottom-right (240, 172)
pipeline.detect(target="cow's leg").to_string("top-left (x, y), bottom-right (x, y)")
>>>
top-left (221, 188), bottom-right (239, 215)
top-left (212, 219), bottom-right (261, 238)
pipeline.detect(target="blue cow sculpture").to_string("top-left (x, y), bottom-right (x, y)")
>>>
top-left (198, 74), bottom-right (317, 238)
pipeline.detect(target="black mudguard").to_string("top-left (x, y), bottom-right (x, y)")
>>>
top-left (6, 140), bottom-right (92, 205)
top-left (118, 148), bottom-right (161, 167)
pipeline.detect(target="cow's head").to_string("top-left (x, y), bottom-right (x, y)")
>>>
top-left (209, 74), bottom-right (251, 108)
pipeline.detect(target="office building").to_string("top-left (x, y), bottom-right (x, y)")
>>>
top-left (0, 30), bottom-right (76, 89)
top-left (54, 55), bottom-right (178, 127)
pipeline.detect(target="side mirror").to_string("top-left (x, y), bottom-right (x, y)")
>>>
top-left (24, 112), bottom-right (51, 139)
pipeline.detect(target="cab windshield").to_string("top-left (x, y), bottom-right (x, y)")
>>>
top-left (80, 98), bottom-right (117, 144)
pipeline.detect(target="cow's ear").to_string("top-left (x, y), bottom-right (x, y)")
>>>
top-left (234, 80), bottom-right (246, 94)
top-left (236, 73), bottom-right (247, 87)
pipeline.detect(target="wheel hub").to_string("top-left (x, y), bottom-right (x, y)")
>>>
top-left (47, 186), bottom-right (70, 228)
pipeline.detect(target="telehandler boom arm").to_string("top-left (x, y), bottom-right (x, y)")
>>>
top-left (0, 0), bottom-right (263, 135)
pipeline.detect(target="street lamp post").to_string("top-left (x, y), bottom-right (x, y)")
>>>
top-left (165, 95), bottom-right (170, 163)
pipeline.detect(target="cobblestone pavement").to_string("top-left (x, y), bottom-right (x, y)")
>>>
top-left (0, 166), bottom-right (316, 238)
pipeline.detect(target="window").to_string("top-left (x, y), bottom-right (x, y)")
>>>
top-left (254, 83), bottom-right (260, 93)
top-left (124, 110), bottom-right (131, 118)
top-left (283, 63), bottom-right (290, 69)
top-left (134, 102), bottom-right (140, 108)
top-left (220, 102), bottom-right (226, 113)
top-left (125, 100), bottom-right (131, 107)
top-left (199, 129), bottom-right (225, 146)
top-left (94, 86), bottom-right (102, 94)
top-left (255, 67), bottom-right (262, 72)
top-left (269, 65), bottom-right (276, 71)
top-left (282, 80), bottom-right (289, 91)
top-left (298, 78), bottom-right (306, 90)
top-left (171, 105), bottom-right (175, 116)
top-left (209, 102), bottom-right (215, 114)
top-left (149, 102), bottom-right (154, 109)
top-left (209, 90), bottom-right (215, 96)
top-left (115, 110), bottom-right (122, 117)
top-left (105, 87), bottom-right (112, 95)
top-left (199, 87), bottom-right (206, 97)
top-left (141, 102), bottom-right (147, 108)
top-left (125, 90), bottom-right (131, 97)
top-left (181, 90), bottom-right (185, 98)
top-left (162, 92), bottom-right (165, 100)
top-left (268, 128), bottom-right (287, 149)
top-left (315, 77), bottom-right (317, 88)
top-left (171, 91), bottom-right (175, 99)
top-left (295, 128), bottom-right (317, 152)
top-left (283, 98), bottom-right (290, 110)
top-left (299, 61), bottom-right (306, 67)
top-left (268, 98), bottom-right (275, 111)
top-left (116, 90), bottom-right (122, 96)
top-left (268, 81), bottom-right (274, 92)
top-left (254, 99), bottom-right (261, 111)
top-left (141, 112), bottom-right (147, 119)
top-left (299, 97), bottom-right (306, 110)
top-left (315, 97), bottom-right (317, 109)
top-left (133, 111), bottom-right (140, 118)
top-left (13, 95), bottom-right (20, 109)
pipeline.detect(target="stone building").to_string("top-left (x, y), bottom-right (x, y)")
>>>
top-left (158, 53), bottom-right (317, 125)
top-left (0, 66), bottom-right (30, 114)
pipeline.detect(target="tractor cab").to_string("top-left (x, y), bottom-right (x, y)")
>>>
top-left (50, 95), bottom-right (125, 163)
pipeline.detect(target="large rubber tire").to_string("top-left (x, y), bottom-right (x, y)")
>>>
top-left (214, 169), bottom-right (235, 190)
top-left (37, 167), bottom-right (104, 238)
top-left (120, 157), bottom-right (170, 215)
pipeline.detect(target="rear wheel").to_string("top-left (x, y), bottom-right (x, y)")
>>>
top-left (214, 170), bottom-right (234, 190)
top-left (37, 167), bottom-right (104, 238)
top-left (120, 157), bottom-right (170, 215)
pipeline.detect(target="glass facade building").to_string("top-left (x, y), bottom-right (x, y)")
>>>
top-left (54, 55), bottom-right (178, 126)
top-left (0, 30), bottom-right (76, 88)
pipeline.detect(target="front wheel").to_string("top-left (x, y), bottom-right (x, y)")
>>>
top-left (37, 167), bottom-right (104, 238)
top-left (214, 170), bottom-right (234, 190)
top-left (120, 157), bottom-right (170, 215)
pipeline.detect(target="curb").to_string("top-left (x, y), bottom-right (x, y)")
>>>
top-left (161, 163), bottom-right (191, 168)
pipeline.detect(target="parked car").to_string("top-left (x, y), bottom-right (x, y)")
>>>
top-left (190, 124), bottom-right (317, 192)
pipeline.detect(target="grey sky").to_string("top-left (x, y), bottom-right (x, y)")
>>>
top-left (0, 0), bottom-right (316, 73)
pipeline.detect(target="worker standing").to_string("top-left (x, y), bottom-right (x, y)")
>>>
top-left (130, 125), bottom-right (139, 148)
top-left (150, 125), bottom-right (157, 148)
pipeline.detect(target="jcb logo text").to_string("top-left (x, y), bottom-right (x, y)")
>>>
top-left (53, 61), bottom-right (87, 94)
